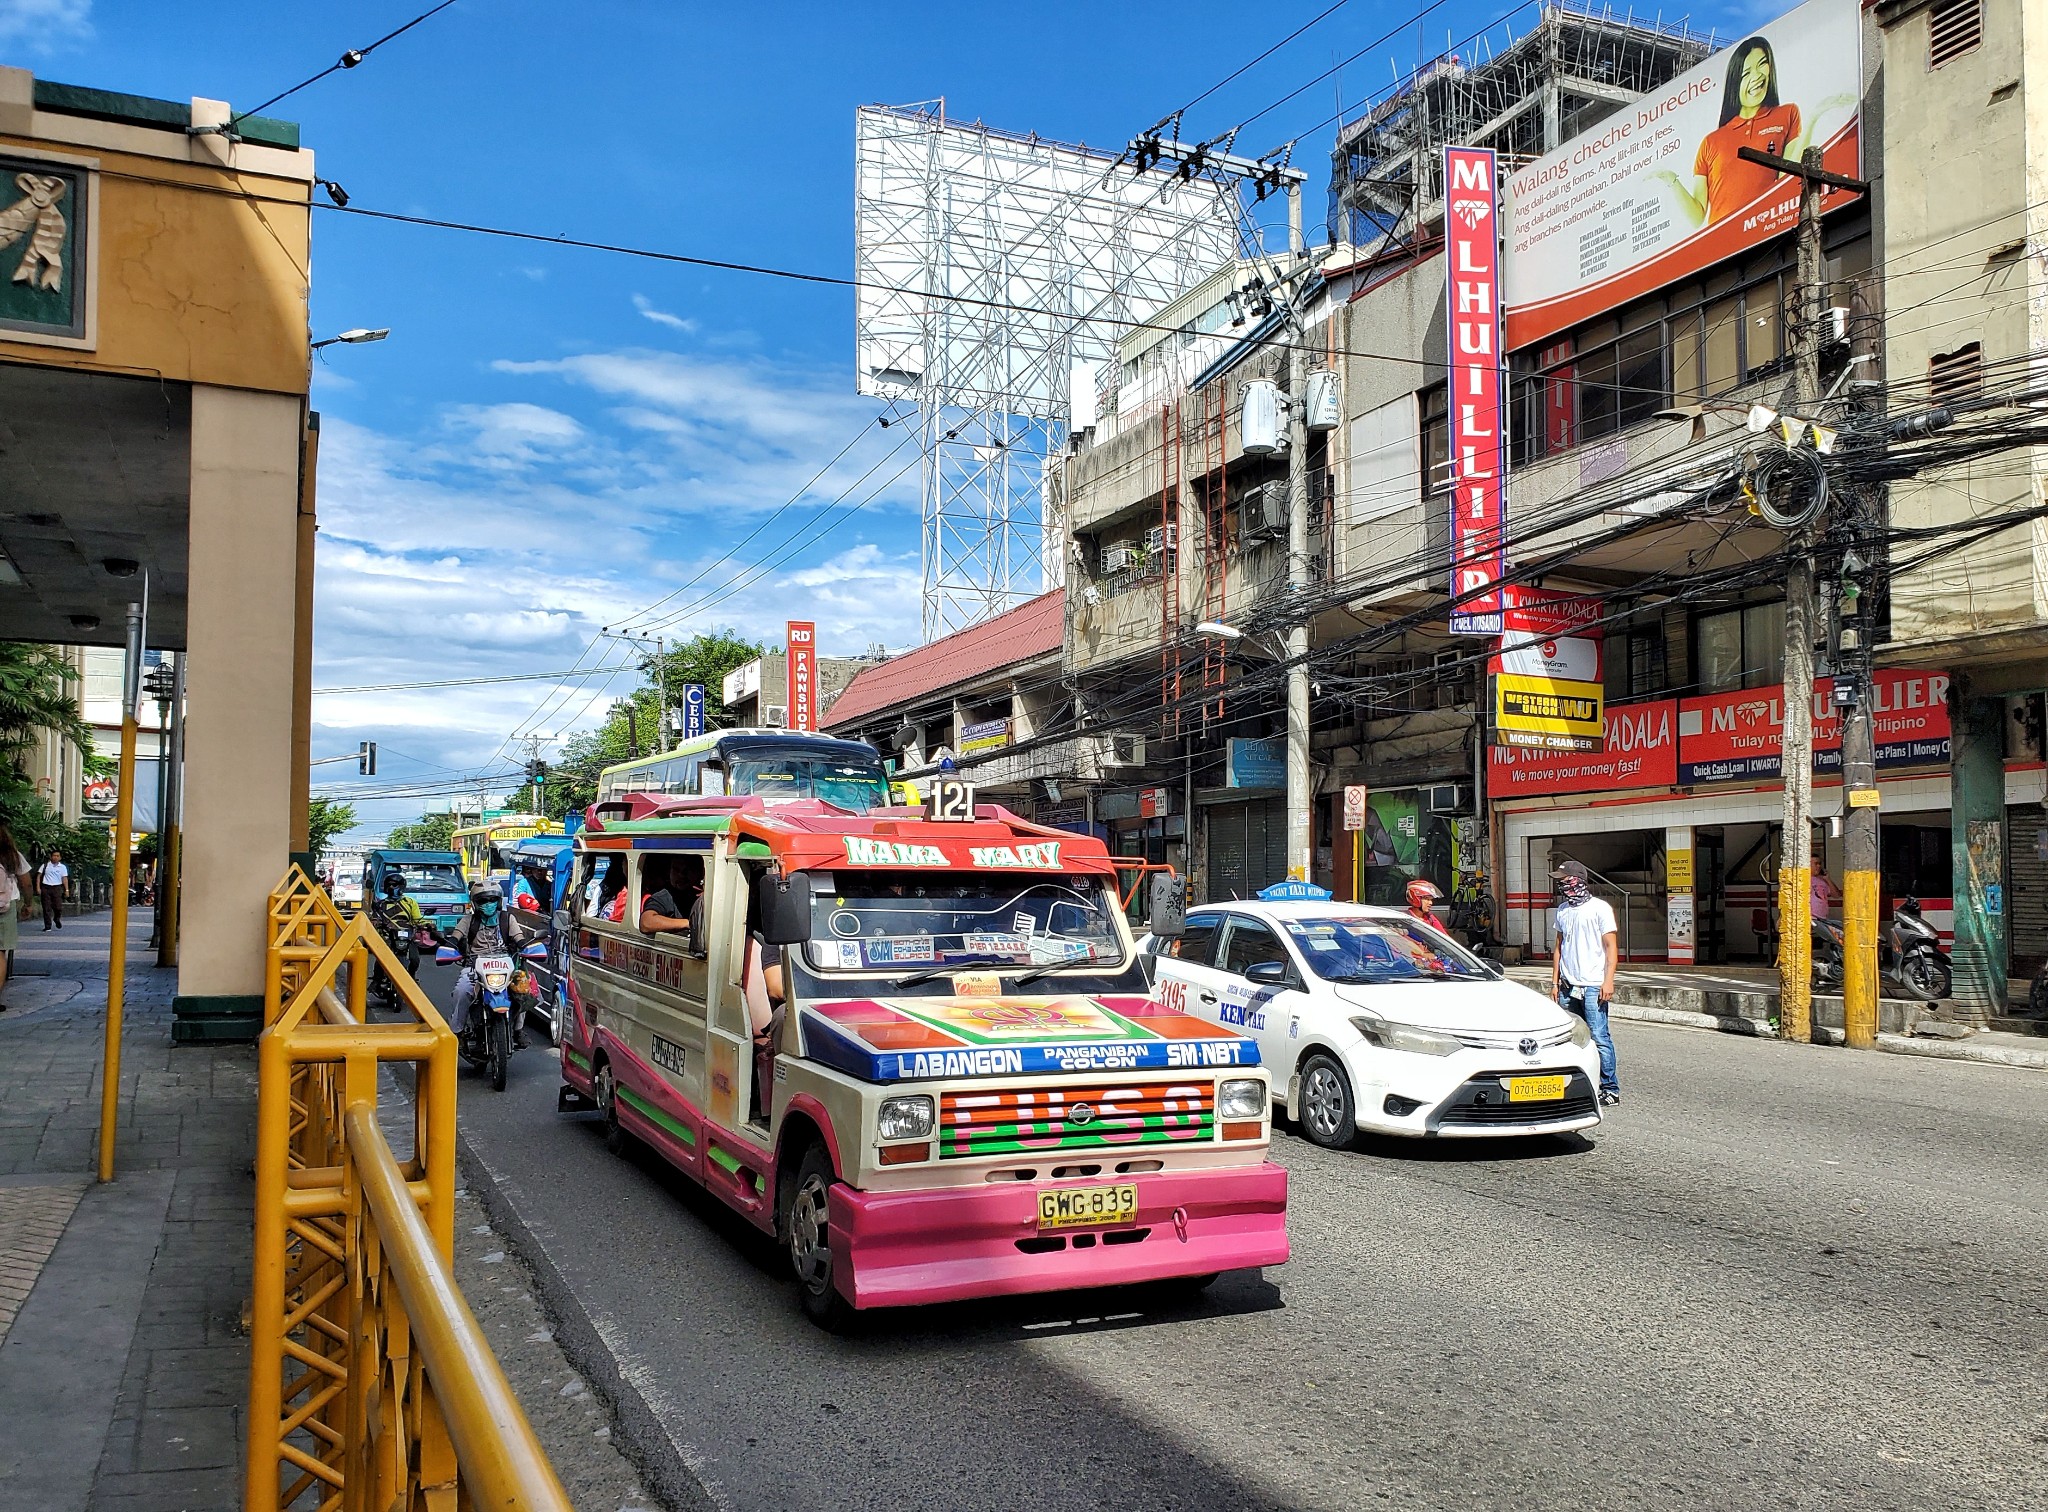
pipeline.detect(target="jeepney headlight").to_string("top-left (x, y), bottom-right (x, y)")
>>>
top-left (877, 1094), bottom-right (935, 1141)
top-left (1350, 1014), bottom-right (1462, 1057)
top-left (1217, 1078), bottom-right (1266, 1120)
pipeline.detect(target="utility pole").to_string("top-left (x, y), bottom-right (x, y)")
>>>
top-left (1283, 177), bottom-right (1312, 883)
top-left (1739, 143), bottom-right (1870, 1045)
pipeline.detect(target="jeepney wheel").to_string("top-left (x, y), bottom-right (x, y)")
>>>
top-left (594, 1062), bottom-right (629, 1157)
top-left (781, 1142), bottom-right (854, 1330)
top-left (1297, 1053), bottom-right (1359, 1151)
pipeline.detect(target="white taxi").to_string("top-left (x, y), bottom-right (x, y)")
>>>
top-left (1148, 883), bottom-right (1602, 1146)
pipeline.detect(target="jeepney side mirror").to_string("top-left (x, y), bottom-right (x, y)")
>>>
top-left (757, 871), bottom-right (813, 946)
top-left (551, 908), bottom-right (570, 933)
top-left (1147, 873), bottom-right (1185, 939)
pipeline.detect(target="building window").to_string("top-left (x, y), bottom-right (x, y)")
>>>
top-left (1627, 630), bottom-right (1667, 699)
top-left (1928, 0), bottom-right (1983, 69)
top-left (1695, 601), bottom-right (1785, 694)
top-left (1420, 384), bottom-right (1450, 495)
top-left (1929, 342), bottom-right (1983, 404)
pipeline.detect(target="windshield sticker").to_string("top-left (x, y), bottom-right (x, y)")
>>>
top-left (842, 837), bottom-right (949, 866)
top-left (1307, 938), bottom-right (1340, 950)
top-left (967, 842), bottom-right (1062, 868)
top-left (831, 941), bottom-right (863, 969)
top-left (962, 933), bottom-right (1029, 956)
top-left (950, 972), bottom-right (1002, 997)
top-left (861, 937), bottom-right (934, 964)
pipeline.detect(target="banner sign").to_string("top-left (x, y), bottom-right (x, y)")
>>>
top-left (1676, 669), bottom-right (1950, 784)
top-left (1502, 0), bottom-right (1863, 350)
top-left (785, 621), bottom-right (817, 732)
top-left (1495, 673), bottom-right (1605, 752)
top-left (680, 683), bottom-right (706, 739)
top-left (959, 718), bottom-right (1010, 756)
top-left (1495, 633), bottom-right (1600, 683)
top-left (1445, 145), bottom-right (1508, 634)
top-left (1226, 736), bottom-right (1285, 789)
top-left (1490, 698), bottom-right (1678, 797)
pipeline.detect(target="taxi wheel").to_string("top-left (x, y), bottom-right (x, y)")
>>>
top-left (594, 1063), bottom-right (629, 1157)
top-left (1297, 1053), bottom-right (1359, 1151)
top-left (781, 1142), bottom-right (855, 1331)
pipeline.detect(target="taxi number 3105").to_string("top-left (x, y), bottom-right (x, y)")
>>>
top-left (1038, 1183), bottom-right (1139, 1230)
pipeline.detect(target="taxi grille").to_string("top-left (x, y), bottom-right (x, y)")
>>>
top-left (938, 1082), bottom-right (1214, 1159)
top-left (1449, 1024), bottom-right (1577, 1052)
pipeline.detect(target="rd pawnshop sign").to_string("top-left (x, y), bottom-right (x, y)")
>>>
top-left (1444, 145), bottom-right (1507, 635)
top-left (785, 621), bottom-right (816, 733)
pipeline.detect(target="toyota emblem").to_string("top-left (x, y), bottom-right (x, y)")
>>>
top-left (1518, 1037), bottom-right (1539, 1057)
top-left (1067, 1102), bottom-right (1097, 1126)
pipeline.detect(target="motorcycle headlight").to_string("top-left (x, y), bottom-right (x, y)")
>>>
top-left (483, 971), bottom-right (511, 992)
top-left (877, 1094), bottom-right (935, 1141)
top-left (1350, 1014), bottom-right (1462, 1057)
top-left (1217, 1078), bottom-right (1266, 1120)
top-left (1567, 1016), bottom-right (1593, 1048)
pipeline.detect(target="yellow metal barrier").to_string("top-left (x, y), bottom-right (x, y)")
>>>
top-left (247, 868), bottom-right (572, 1511)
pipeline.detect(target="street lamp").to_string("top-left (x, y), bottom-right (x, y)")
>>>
top-left (310, 327), bottom-right (390, 350)
top-left (1194, 620), bottom-right (1242, 640)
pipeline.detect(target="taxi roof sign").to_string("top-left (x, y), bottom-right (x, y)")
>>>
top-left (1257, 880), bottom-right (1332, 902)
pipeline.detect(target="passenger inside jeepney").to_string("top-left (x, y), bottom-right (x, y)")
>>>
top-left (740, 861), bottom-right (786, 1127)
top-left (593, 858), bottom-right (627, 923)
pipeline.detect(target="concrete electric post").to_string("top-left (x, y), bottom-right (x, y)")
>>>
top-left (1284, 177), bottom-right (1312, 884)
top-left (1836, 534), bottom-right (1880, 1048)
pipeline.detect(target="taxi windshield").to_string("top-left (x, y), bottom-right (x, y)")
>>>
top-left (1281, 916), bottom-right (1491, 983)
top-left (731, 757), bottom-right (891, 814)
top-left (804, 872), bottom-right (1126, 975)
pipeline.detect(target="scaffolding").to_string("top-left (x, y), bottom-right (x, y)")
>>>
top-left (855, 102), bottom-right (1243, 639)
top-left (1329, 3), bottom-right (1719, 247)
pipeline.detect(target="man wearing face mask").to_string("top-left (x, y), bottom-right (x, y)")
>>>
top-left (1549, 859), bottom-right (1620, 1107)
top-left (450, 879), bottom-right (537, 1047)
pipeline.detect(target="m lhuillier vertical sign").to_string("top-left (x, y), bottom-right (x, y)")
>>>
top-left (785, 621), bottom-right (817, 732)
top-left (1445, 146), bottom-right (1506, 636)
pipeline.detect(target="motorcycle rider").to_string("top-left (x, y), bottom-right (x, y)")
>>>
top-left (376, 871), bottom-right (425, 936)
top-left (450, 879), bottom-right (536, 1048)
top-left (1406, 878), bottom-right (1445, 932)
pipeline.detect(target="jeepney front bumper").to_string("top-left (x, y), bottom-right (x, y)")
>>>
top-left (826, 1162), bottom-right (1289, 1309)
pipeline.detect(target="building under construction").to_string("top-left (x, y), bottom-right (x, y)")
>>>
top-left (1329, 3), bottom-right (1719, 246)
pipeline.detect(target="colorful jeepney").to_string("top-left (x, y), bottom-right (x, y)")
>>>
top-left (556, 792), bottom-right (1288, 1325)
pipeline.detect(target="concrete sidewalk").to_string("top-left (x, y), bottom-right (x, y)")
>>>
top-left (1507, 962), bottom-right (2048, 1072)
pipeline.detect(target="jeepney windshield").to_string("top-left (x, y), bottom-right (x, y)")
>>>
top-left (730, 756), bottom-right (891, 814)
top-left (802, 872), bottom-right (1129, 976)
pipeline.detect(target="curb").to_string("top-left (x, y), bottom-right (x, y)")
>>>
top-left (453, 1125), bottom-right (724, 1512)
top-left (1609, 1001), bottom-right (2048, 1071)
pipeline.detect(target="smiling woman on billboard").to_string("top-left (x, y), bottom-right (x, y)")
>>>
top-left (1652, 34), bottom-right (1855, 228)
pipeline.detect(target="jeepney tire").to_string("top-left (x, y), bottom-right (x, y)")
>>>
top-left (595, 1062), bottom-right (630, 1157)
top-left (1296, 1052), bottom-right (1360, 1151)
top-left (782, 1142), bottom-right (856, 1332)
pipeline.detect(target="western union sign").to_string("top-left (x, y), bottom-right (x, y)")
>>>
top-left (1495, 672), bottom-right (1605, 753)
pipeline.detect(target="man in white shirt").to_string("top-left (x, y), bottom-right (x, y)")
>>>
top-left (37, 849), bottom-right (68, 931)
top-left (1549, 859), bottom-right (1620, 1106)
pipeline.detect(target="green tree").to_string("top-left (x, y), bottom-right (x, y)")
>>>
top-left (387, 812), bottom-right (457, 853)
top-left (0, 642), bottom-right (97, 775)
top-left (306, 797), bottom-right (357, 866)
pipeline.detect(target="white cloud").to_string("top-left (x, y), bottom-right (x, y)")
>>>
top-left (633, 294), bottom-right (697, 333)
top-left (0, 0), bottom-right (91, 53)
top-left (444, 402), bottom-right (586, 466)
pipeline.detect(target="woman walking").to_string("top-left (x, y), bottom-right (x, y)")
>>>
top-left (0, 824), bottom-right (32, 1010)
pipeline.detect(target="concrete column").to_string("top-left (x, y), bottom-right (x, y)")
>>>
top-left (1948, 675), bottom-right (2009, 1021)
top-left (175, 387), bottom-right (301, 1027)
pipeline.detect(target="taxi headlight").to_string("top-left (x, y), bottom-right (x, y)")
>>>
top-left (877, 1094), bottom-right (935, 1141)
top-left (1349, 1014), bottom-right (1462, 1057)
top-left (1217, 1078), bottom-right (1266, 1120)
top-left (1567, 1016), bottom-right (1594, 1048)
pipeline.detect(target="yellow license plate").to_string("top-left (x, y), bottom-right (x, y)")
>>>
top-left (1038, 1184), bottom-right (1139, 1231)
top-left (1507, 1075), bottom-right (1568, 1102)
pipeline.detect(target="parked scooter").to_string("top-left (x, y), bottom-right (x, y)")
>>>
top-left (437, 936), bottom-right (547, 1090)
top-left (1812, 896), bottom-right (1951, 1002)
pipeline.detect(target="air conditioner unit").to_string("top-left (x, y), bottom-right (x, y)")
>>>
top-left (1427, 783), bottom-right (1470, 813)
top-left (1101, 543), bottom-right (1136, 575)
top-left (1143, 524), bottom-right (1179, 553)
top-left (763, 704), bottom-right (789, 728)
top-left (1106, 733), bottom-right (1147, 768)
top-left (1239, 481), bottom-right (1285, 542)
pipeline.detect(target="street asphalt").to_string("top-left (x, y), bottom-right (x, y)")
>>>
top-left (421, 964), bottom-right (2048, 1512)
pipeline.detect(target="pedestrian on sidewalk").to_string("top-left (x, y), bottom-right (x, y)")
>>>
top-left (0, 822), bottom-right (28, 1009)
top-left (1550, 859), bottom-right (1621, 1106)
top-left (36, 847), bottom-right (67, 931)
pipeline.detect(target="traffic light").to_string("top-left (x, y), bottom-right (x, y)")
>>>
top-left (525, 759), bottom-right (548, 782)
top-left (358, 741), bottom-right (377, 776)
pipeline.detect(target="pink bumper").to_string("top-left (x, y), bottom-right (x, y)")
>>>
top-left (828, 1163), bottom-right (1290, 1310)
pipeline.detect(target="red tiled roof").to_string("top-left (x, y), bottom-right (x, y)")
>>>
top-left (822, 589), bottom-right (1064, 731)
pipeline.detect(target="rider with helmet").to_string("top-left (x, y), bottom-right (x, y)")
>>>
top-left (380, 870), bottom-right (425, 929)
top-left (1405, 878), bottom-right (1445, 932)
top-left (450, 879), bottom-right (537, 1047)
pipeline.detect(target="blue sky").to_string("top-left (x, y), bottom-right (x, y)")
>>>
top-left (4, 0), bottom-right (1766, 837)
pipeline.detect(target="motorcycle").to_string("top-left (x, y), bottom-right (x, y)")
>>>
top-left (437, 937), bottom-right (547, 1091)
top-left (366, 900), bottom-right (423, 1008)
top-left (1812, 896), bottom-right (1951, 1002)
